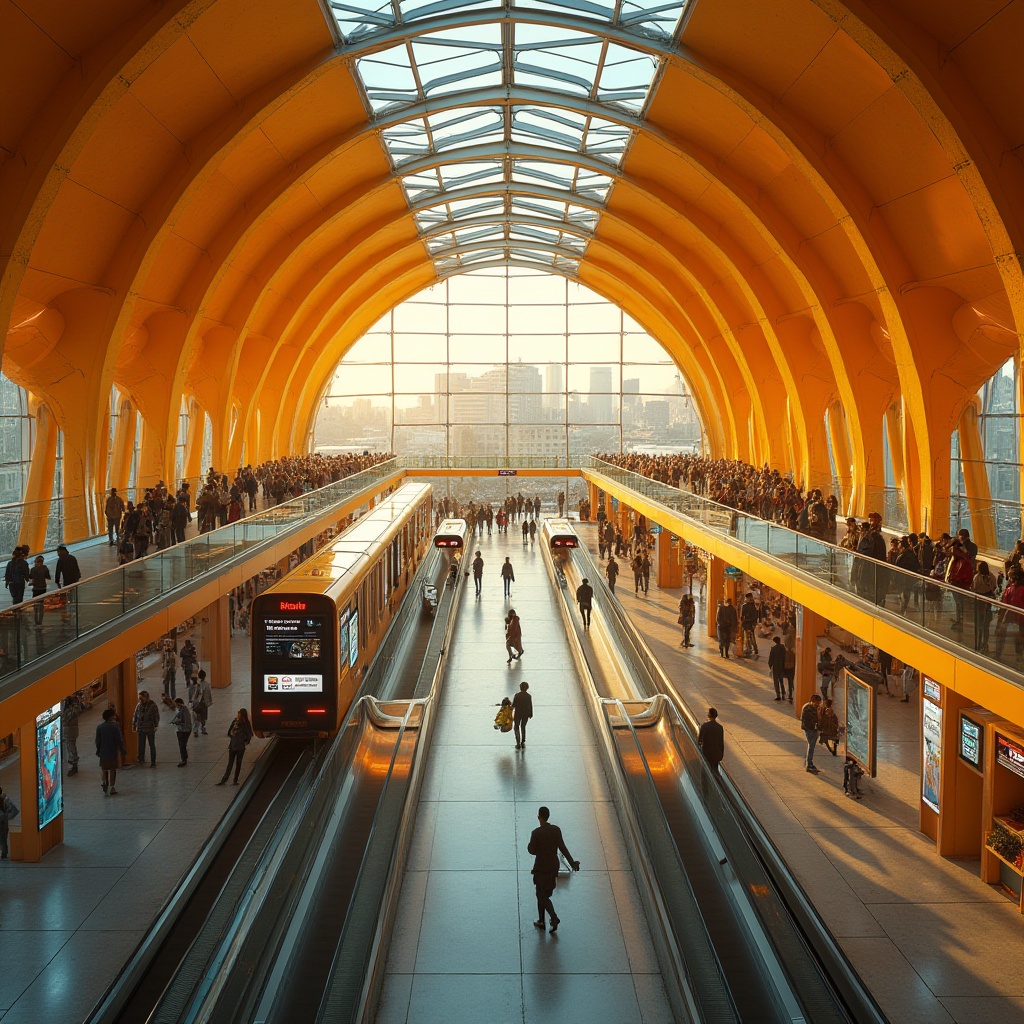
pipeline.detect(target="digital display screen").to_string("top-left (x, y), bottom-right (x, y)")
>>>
top-left (959, 715), bottom-right (983, 770)
top-left (996, 733), bottom-right (1024, 780)
top-left (36, 702), bottom-right (62, 829)
top-left (263, 673), bottom-right (323, 693)
top-left (263, 616), bottom-right (325, 659)
top-left (348, 609), bottom-right (359, 669)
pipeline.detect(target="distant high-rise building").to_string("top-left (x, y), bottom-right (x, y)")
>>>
top-left (589, 366), bottom-right (614, 423)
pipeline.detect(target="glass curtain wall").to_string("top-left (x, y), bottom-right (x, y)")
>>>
top-left (315, 267), bottom-right (702, 464)
top-left (951, 356), bottom-right (1021, 549)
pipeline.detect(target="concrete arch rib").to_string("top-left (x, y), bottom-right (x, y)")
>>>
top-left (811, 0), bottom-right (1024, 339)
top-left (0, 0), bottom-right (217, 335)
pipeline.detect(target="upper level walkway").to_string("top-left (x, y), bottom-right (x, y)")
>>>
top-left (0, 462), bottom-right (402, 729)
top-left (579, 459), bottom-right (1024, 726)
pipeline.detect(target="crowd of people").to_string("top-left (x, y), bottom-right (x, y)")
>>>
top-left (600, 450), bottom-right (1024, 657)
top-left (434, 491), bottom-right (565, 538)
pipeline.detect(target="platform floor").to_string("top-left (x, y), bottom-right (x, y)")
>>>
top-left (0, 631), bottom-right (271, 1024)
top-left (582, 524), bottom-right (1024, 1024)
top-left (375, 529), bottom-right (675, 1024)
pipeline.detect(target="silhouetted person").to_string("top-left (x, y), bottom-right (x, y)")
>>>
top-left (697, 707), bottom-right (724, 774)
top-left (528, 805), bottom-right (579, 933)
top-left (576, 578), bottom-right (593, 628)
top-left (512, 681), bottom-right (532, 749)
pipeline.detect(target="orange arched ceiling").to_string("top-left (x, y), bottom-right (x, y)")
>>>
top-left (1, 0), bottom-right (1022, 529)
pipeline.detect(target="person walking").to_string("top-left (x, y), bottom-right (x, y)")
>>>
top-left (63, 694), bottom-right (84, 776)
top-left (505, 609), bottom-right (523, 664)
top-left (641, 551), bottom-right (651, 595)
top-left (877, 649), bottom-right (894, 696)
top-left (739, 593), bottom-right (759, 658)
top-left (800, 693), bottom-right (823, 773)
top-left (162, 644), bottom-right (178, 700)
top-left (472, 550), bottom-right (484, 597)
top-left (28, 554), bottom-right (50, 625)
top-left (54, 545), bottom-right (82, 589)
top-left (716, 598), bottom-right (738, 658)
top-left (512, 681), bottom-right (532, 749)
top-left (697, 707), bottom-right (724, 773)
top-left (528, 519), bottom-right (537, 544)
top-left (172, 698), bottom-right (193, 766)
top-left (105, 487), bottom-right (125, 546)
top-left (522, 519), bottom-right (529, 544)
top-left (817, 697), bottom-right (841, 756)
top-left (189, 674), bottom-right (209, 736)
top-left (817, 647), bottom-right (836, 699)
top-left (95, 707), bottom-right (127, 795)
top-left (575, 578), bottom-right (593, 629)
top-left (678, 594), bottom-right (696, 647)
top-left (5, 547), bottom-right (29, 605)
top-left (501, 556), bottom-right (515, 597)
top-left (528, 805), bottom-right (580, 933)
top-left (631, 552), bottom-right (644, 594)
top-left (132, 690), bottom-right (160, 766)
top-left (767, 636), bottom-right (786, 700)
top-left (217, 709), bottom-right (253, 785)
top-left (605, 555), bottom-right (619, 594)
top-left (0, 784), bottom-right (19, 857)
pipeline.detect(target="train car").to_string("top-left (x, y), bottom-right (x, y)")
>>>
top-left (541, 518), bottom-right (580, 549)
top-left (433, 518), bottom-right (468, 549)
top-left (251, 482), bottom-right (433, 738)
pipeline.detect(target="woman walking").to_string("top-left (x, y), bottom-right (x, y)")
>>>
top-left (217, 709), bottom-right (253, 785)
top-left (678, 594), bottom-right (696, 647)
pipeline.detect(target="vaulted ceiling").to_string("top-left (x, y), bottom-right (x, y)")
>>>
top-left (1, 0), bottom-right (1022, 525)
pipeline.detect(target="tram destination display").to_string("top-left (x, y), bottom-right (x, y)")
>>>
top-left (262, 613), bottom-right (326, 693)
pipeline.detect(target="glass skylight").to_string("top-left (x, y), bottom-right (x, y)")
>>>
top-left (339, 0), bottom-right (682, 275)
top-left (331, 0), bottom-right (689, 45)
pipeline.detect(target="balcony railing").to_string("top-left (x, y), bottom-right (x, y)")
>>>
top-left (583, 458), bottom-right (1021, 685)
top-left (0, 461), bottom-right (401, 702)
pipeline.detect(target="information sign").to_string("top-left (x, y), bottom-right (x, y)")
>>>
top-left (348, 607), bottom-right (359, 669)
top-left (497, 469), bottom-right (518, 476)
top-left (959, 714), bottom-right (983, 771)
top-left (844, 669), bottom-right (877, 776)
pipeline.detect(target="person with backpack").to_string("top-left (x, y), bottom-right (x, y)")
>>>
top-left (171, 698), bottom-right (193, 767)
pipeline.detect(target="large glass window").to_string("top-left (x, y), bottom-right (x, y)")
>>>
top-left (314, 267), bottom-right (703, 462)
top-left (951, 356), bottom-right (1020, 549)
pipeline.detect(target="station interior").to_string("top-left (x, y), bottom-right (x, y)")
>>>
top-left (2, 0), bottom-right (1024, 1022)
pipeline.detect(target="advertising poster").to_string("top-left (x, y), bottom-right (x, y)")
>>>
top-left (844, 670), bottom-right (876, 776)
top-left (996, 732), bottom-right (1024, 779)
top-left (348, 608), bottom-right (359, 669)
top-left (922, 698), bottom-right (942, 814)
top-left (339, 609), bottom-right (350, 673)
top-left (36, 702), bottom-right (62, 829)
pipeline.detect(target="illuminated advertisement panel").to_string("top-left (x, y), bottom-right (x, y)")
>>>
top-left (36, 702), bottom-right (62, 829)
top-left (348, 608), bottom-right (359, 669)
top-left (922, 698), bottom-right (942, 813)
top-left (262, 614), bottom-right (326, 693)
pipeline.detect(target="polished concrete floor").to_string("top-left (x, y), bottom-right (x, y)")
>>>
top-left (0, 628), bottom-right (271, 1024)
top-left (375, 528), bottom-right (675, 1024)
top-left (591, 524), bottom-right (1024, 1024)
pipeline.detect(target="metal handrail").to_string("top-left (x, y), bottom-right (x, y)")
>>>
top-left (583, 457), bottom-right (1023, 685)
top-left (0, 459), bottom-right (402, 702)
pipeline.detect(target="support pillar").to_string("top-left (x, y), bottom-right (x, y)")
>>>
top-left (206, 595), bottom-right (232, 689)
top-left (795, 607), bottom-right (826, 715)
top-left (19, 398), bottom-right (59, 553)
top-left (109, 394), bottom-right (136, 493)
top-left (586, 481), bottom-right (599, 521)
top-left (707, 555), bottom-right (725, 638)
top-left (957, 399), bottom-right (996, 550)
top-left (105, 656), bottom-right (139, 727)
top-left (183, 398), bottom-right (204, 484)
top-left (658, 532), bottom-right (682, 589)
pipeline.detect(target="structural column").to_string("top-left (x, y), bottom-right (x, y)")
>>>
top-left (206, 595), bottom-right (232, 689)
top-left (19, 398), bottom-right (59, 553)
top-left (13, 714), bottom-right (64, 862)
top-left (706, 555), bottom-right (725, 638)
top-left (795, 607), bottom-right (826, 715)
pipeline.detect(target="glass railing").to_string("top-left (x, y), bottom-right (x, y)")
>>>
top-left (0, 460), bottom-right (401, 699)
top-left (395, 454), bottom-right (593, 470)
top-left (583, 458), bottom-right (1022, 684)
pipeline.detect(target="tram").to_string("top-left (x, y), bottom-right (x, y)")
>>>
top-left (250, 482), bottom-right (433, 738)
top-left (433, 518), bottom-right (469, 549)
top-left (541, 518), bottom-right (580, 549)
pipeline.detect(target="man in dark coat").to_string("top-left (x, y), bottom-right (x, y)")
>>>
top-left (575, 578), bottom-right (593, 629)
top-left (528, 805), bottom-right (579, 933)
top-left (472, 550), bottom-right (484, 596)
top-left (697, 707), bottom-right (724, 773)
top-left (767, 636), bottom-right (787, 700)
top-left (512, 681), bottom-right (532, 749)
